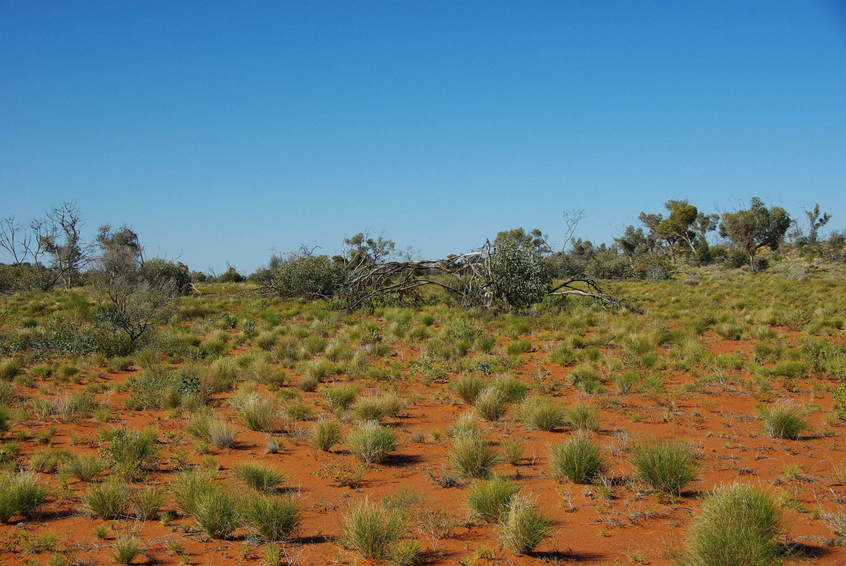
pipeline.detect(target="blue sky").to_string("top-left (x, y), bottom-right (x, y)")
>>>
top-left (2, 1), bottom-right (845, 273)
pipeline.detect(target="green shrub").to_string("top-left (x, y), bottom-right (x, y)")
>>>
top-left (131, 486), bottom-right (164, 521)
top-left (171, 469), bottom-right (216, 516)
top-left (451, 374), bottom-right (486, 404)
top-left (30, 448), bottom-right (71, 473)
top-left (506, 339), bottom-right (533, 355)
top-left (567, 404), bottom-right (600, 431)
top-left (342, 499), bottom-right (405, 560)
top-left (518, 396), bottom-right (567, 431)
top-left (194, 487), bottom-right (242, 539)
top-left (681, 484), bottom-right (782, 566)
top-left (0, 359), bottom-right (22, 381)
top-left (0, 472), bottom-right (46, 522)
top-left (323, 384), bottom-right (358, 412)
top-left (467, 475), bottom-right (520, 523)
top-left (498, 495), bottom-right (553, 554)
top-left (312, 419), bottom-right (341, 452)
top-left (550, 434), bottom-right (603, 484)
top-left (242, 494), bottom-right (302, 541)
top-left (353, 392), bottom-right (405, 421)
top-left (347, 421), bottom-right (396, 464)
top-left (231, 392), bottom-right (279, 432)
top-left (760, 402), bottom-right (806, 440)
top-left (474, 387), bottom-right (508, 421)
top-left (84, 478), bottom-right (130, 519)
top-left (449, 434), bottom-right (498, 478)
top-left (100, 428), bottom-right (158, 480)
top-left (63, 454), bottom-right (104, 482)
top-left (632, 440), bottom-right (697, 497)
top-left (113, 534), bottom-right (141, 565)
top-left (234, 463), bottom-right (285, 492)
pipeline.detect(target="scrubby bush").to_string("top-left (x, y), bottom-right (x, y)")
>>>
top-left (131, 486), bottom-right (164, 521)
top-left (231, 391), bottom-right (279, 432)
top-left (353, 392), bottom-right (405, 421)
top-left (518, 396), bottom-right (567, 431)
top-left (234, 463), bottom-right (285, 492)
top-left (451, 374), bottom-right (486, 404)
top-left (84, 478), bottom-right (130, 519)
top-left (760, 402), bottom-right (806, 440)
top-left (63, 454), bottom-right (104, 482)
top-left (680, 484), bottom-right (782, 566)
top-left (323, 384), bottom-right (358, 412)
top-left (186, 412), bottom-right (237, 448)
top-left (467, 475), bottom-right (520, 523)
top-left (449, 434), bottom-right (498, 478)
top-left (242, 494), bottom-right (302, 541)
top-left (632, 440), bottom-right (697, 497)
top-left (498, 495), bottom-right (553, 554)
top-left (347, 421), bottom-right (396, 464)
top-left (550, 434), bottom-right (603, 484)
top-left (312, 419), bottom-right (341, 451)
top-left (0, 472), bottom-right (46, 522)
top-left (194, 487), bottom-right (242, 539)
top-left (474, 386), bottom-right (508, 421)
top-left (100, 428), bottom-right (158, 480)
top-left (171, 469), bottom-right (216, 516)
top-left (342, 499), bottom-right (406, 560)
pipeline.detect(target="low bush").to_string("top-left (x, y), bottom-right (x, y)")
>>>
top-left (449, 434), bottom-right (498, 478)
top-left (680, 483), bottom-right (782, 566)
top-left (550, 434), bottom-right (603, 484)
top-left (467, 475), bottom-right (520, 523)
top-left (632, 440), bottom-right (697, 498)
top-left (234, 462), bottom-right (285, 492)
top-left (498, 495), bottom-right (553, 554)
top-left (312, 419), bottom-right (341, 451)
top-left (347, 421), bottom-right (396, 464)
top-left (242, 493), bottom-right (302, 541)
top-left (100, 428), bottom-right (158, 480)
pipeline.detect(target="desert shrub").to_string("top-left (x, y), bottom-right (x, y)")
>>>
top-left (342, 499), bottom-right (405, 560)
top-left (488, 241), bottom-right (552, 310)
top-left (474, 386), bottom-right (508, 421)
top-left (569, 365), bottom-right (604, 393)
top-left (194, 487), bottom-right (242, 538)
top-left (107, 356), bottom-right (134, 372)
top-left (113, 534), bottom-right (141, 565)
top-left (567, 404), bottom-right (600, 431)
top-left (518, 396), bottom-right (567, 431)
top-left (680, 484), bottom-right (782, 566)
top-left (257, 253), bottom-right (345, 299)
top-left (449, 434), bottom-right (498, 478)
top-left (760, 402), bottom-right (806, 440)
top-left (489, 374), bottom-right (530, 402)
top-left (234, 463), bottom-right (285, 492)
top-left (323, 384), bottom-right (358, 412)
top-left (312, 419), bottom-right (341, 451)
top-left (467, 475), bottom-right (520, 523)
top-left (550, 434), bottom-right (603, 484)
top-left (498, 495), bottom-right (553, 554)
top-left (506, 339), bottom-right (533, 355)
top-left (632, 440), bottom-right (697, 497)
top-left (451, 374), bottom-right (486, 404)
top-left (186, 412), bottom-right (237, 448)
top-left (131, 486), bottom-right (164, 521)
top-left (84, 478), bottom-right (130, 519)
top-left (242, 493), bottom-right (302, 541)
top-left (30, 448), bottom-right (71, 473)
top-left (284, 400), bottom-right (315, 421)
top-left (0, 359), bottom-right (23, 381)
top-left (353, 392), bottom-right (405, 421)
top-left (63, 454), bottom-right (104, 482)
top-left (171, 469), bottom-right (216, 516)
top-left (100, 428), bottom-right (158, 480)
top-left (347, 421), bottom-right (396, 464)
top-left (0, 472), bottom-right (46, 522)
top-left (231, 391), bottom-right (279, 431)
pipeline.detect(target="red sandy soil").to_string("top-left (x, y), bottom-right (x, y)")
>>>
top-left (3, 328), bottom-right (846, 565)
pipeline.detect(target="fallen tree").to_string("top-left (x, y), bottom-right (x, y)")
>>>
top-left (259, 240), bottom-right (631, 312)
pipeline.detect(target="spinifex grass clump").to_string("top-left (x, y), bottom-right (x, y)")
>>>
top-left (680, 483), bottom-right (783, 566)
top-left (312, 419), bottom-right (341, 451)
top-left (518, 396), bottom-right (567, 431)
top-left (193, 487), bottom-right (241, 539)
top-left (759, 402), bottom-right (807, 440)
top-left (100, 428), bottom-right (158, 480)
top-left (467, 475), bottom-right (520, 523)
top-left (498, 495), bottom-right (554, 554)
top-left (0, 472), bottom-right (46, 522)
top-left (84, 478), bottom-right (130, 519)
top-left (632, 439), bottom-right (697, 498)
top-left (234, 462), bottom-right (285, 492)
top-left (346, 420), bottom-right (397, 464)
top-left (342, 499), bottom-right (406, 561)
top-left (449, 434), bottom-right (498, 478)
top-left (550, 434), bottom-right (603, 484)
top-left (242, 493), bottom-right (302, 541)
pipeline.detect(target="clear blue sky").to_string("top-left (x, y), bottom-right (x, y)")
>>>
top-left (2, 1), bottom-right (845, 273)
